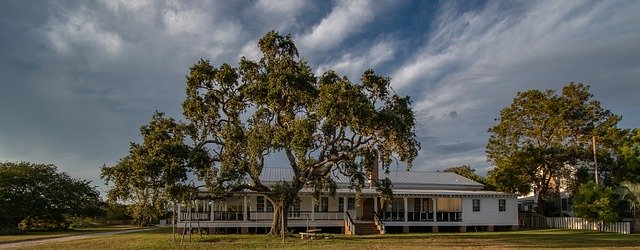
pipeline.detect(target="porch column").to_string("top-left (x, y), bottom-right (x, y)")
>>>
top-left (210, 201), bottom-right (214, 222)
top-left (243, 195), bottom-right (248, 222)
top-left (343, 196), bottom-right (348, 214)
top-left (403, 197), bottom-right (408, 222)
top-left (311, 198), bottom-right (315, 221)
top-left (433, 197), bottom-right (437, 222)
top-left (177, 203), bottom-right (182, 221)
top-left (374, 196), bottom-right (378, 214)
top-left (195, 200), bottom-right (199, 220)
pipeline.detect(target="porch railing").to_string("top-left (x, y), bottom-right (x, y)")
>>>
top-left (379, 211), bottom-right (462, 222)
top-left (408, 212), bottom-right (435, 221)
top-left (380, 211), bottom-right (407, 221)
top-left (373, 212), bottom-right (386, 234)
top-left (180, 210), bottom-right (347, 222)
top-left (436, 212), bottom-right (462, 222)
top-left (345, 211), bottom-right (355, 235)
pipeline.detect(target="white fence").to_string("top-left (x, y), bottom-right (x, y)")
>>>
top-left (546, 217), bottom-right (631, 234)
top-left (519, 213), bottom-right (632, 234)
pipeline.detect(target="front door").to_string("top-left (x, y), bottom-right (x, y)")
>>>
top-left (362, 198), bottom-right (374, 220)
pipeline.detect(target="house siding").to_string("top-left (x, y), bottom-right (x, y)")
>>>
top-left (462, 197), bottom-right (518, 226)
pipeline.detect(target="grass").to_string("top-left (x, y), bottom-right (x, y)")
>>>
top-left (0, 225), bottom-right (142, 244)
top-left (5, 227), bottom-right (640, 249)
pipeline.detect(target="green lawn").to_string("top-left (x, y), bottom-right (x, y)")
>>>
top-left (0, 225), bottom-right (142, 244)
top-left (5, 227), bottom-right (640, 249)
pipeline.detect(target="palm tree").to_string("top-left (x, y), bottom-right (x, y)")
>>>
top-left (620, 182), bottom-right (640, 232)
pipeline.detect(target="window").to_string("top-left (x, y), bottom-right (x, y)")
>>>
top-left (472, 199), bottom-right (481, 212)
top-left (266, 199), bottom-right (274, 212)
top-left (498, 199), bottom-right (506, 212)
top-left (257, 196), bottom-right (264, 211)
top-left (314, 197), bottom-right (329, 212)
top-left (561, 198), bottom-right (568, 211)
top-left (338, 197), bottom-right (344, 212)
top-left (347, 198), bottom-right (355, 210)
top-left (392, 199), bottom-right (404, 212)
top-left (321, 197), bottom-right (329, 212)
top-left (414, 198), bottom-right (422, 212)
top-left (289, 199), bottom-right (301, 217)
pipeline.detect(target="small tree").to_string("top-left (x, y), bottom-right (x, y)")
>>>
top-left (573, 181), bottom-right (620, 223)
top-left (101, 112), bottom-right (200, 226)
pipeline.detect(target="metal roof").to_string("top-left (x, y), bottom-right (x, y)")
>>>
top-left (258, 167), bottom-right (484, 188)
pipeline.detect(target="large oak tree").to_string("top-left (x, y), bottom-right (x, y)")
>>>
top-left (182, 31), bottom-right (420, 234)
top-left (486, 83), bottom-right (623, 215)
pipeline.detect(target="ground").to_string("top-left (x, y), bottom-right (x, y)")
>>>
top-left (1, 228), bottom-right (639, 249)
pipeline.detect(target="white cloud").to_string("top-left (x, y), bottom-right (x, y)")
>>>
top-left (315, 40), bottom-right (396, 79)
top-left (300, 0), bottom-right (374, 51)
top-left (47, 8), bottom-right (123, 58)
top-left (255, 0), bottom-right (308, 16)
top-left (392, 0), bottom-right (640, 171)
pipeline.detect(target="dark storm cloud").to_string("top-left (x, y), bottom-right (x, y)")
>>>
top-left (1, 0), bottom-right (639, 193)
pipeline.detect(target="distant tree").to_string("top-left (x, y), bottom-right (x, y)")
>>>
top-left (486, 83), bottom-right (623, 215)
top-left (182, 31), bottom-right (420, 235)
top-left (620, 182), bottom-right (640, 231)
top-left (573, 181), bottom-right (620, 222)
top-left (617, 129), bottom-right (640, 183)
top-left (101, 112), bottom-right (201, 226)
top-left (443, 165), bottom-right (494, 190)
top-left (0, 162), bottom-right (103, 232)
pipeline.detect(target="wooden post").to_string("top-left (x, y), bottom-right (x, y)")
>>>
top-left (433, 198), bottom-right (438, 222)
top-left (593, 135), bottom-right (599, 185)
top-left (311, 198), bottom-right (315, 221)
top-left (244, 195), bottom-right (248, 222)
top-left (172, 202), bottom-right (176, 242)
top-left (403, 197), bottom-right (408, 222)
top-left (281, 205), bottom-right (285, 244)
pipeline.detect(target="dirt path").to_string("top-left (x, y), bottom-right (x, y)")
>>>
top-left (0, 227), bottom-right (159, 249)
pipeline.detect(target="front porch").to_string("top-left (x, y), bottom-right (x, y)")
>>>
top-left (174, 189), bottom-right (488, 234)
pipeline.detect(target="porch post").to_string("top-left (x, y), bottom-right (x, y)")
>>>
top-left (311, 197), bottom-right (315, 221)
top-left (403, 196), bottom-right (408, 222)
top-left (343, 196), bottom-right (348, 213)
top-left (374, 196), bottom-right (378, 214)
top-left (210, 201), bottom-right (214, 222)
top-left (433, 197), bottom-right (438, 222)
top-left (177, 203), bottom-right (182, 221)
top-left (243, 195), bottom-right (248, 222)
top-left (195, 201), bottom-right (199, 220)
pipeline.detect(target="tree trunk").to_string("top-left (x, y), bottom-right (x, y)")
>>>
top-left (269, 202), bottom-right (289, 235)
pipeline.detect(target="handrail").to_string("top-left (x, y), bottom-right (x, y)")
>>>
top-left (345, 210), bottom-right (355, 235)
top-left (373, 212), bottom-right (385, 234)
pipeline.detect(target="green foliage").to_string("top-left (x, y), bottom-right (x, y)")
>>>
top-left (486, 83), bottom-right (623, 215)
top-left (182, 31), bottom-right (420, 235)
top-left (620, 182), bottom-right (640, 229)
top-left (573, 181), bottom-right (620, 222)
top-left (617, 129), bottom-right (640, 183)
top-left (0, 162), bottom-right (103, 231)
top-left (101, 111), bottom-right (199, 226)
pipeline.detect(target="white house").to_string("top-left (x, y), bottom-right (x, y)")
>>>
top-left (175, 168), bottom-right (518, 234)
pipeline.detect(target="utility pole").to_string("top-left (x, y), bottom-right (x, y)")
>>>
top-left (593, 135), bottom-right (599, 185)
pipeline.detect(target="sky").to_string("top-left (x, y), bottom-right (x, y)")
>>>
top-left (1, 0), bottom-right (639, 194)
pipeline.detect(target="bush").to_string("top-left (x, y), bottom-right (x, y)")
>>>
top-left (573, 181), bottom-right (620, 222)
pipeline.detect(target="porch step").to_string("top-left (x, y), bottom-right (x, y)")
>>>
top-left (353, 221), bottom-right (380, 235)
